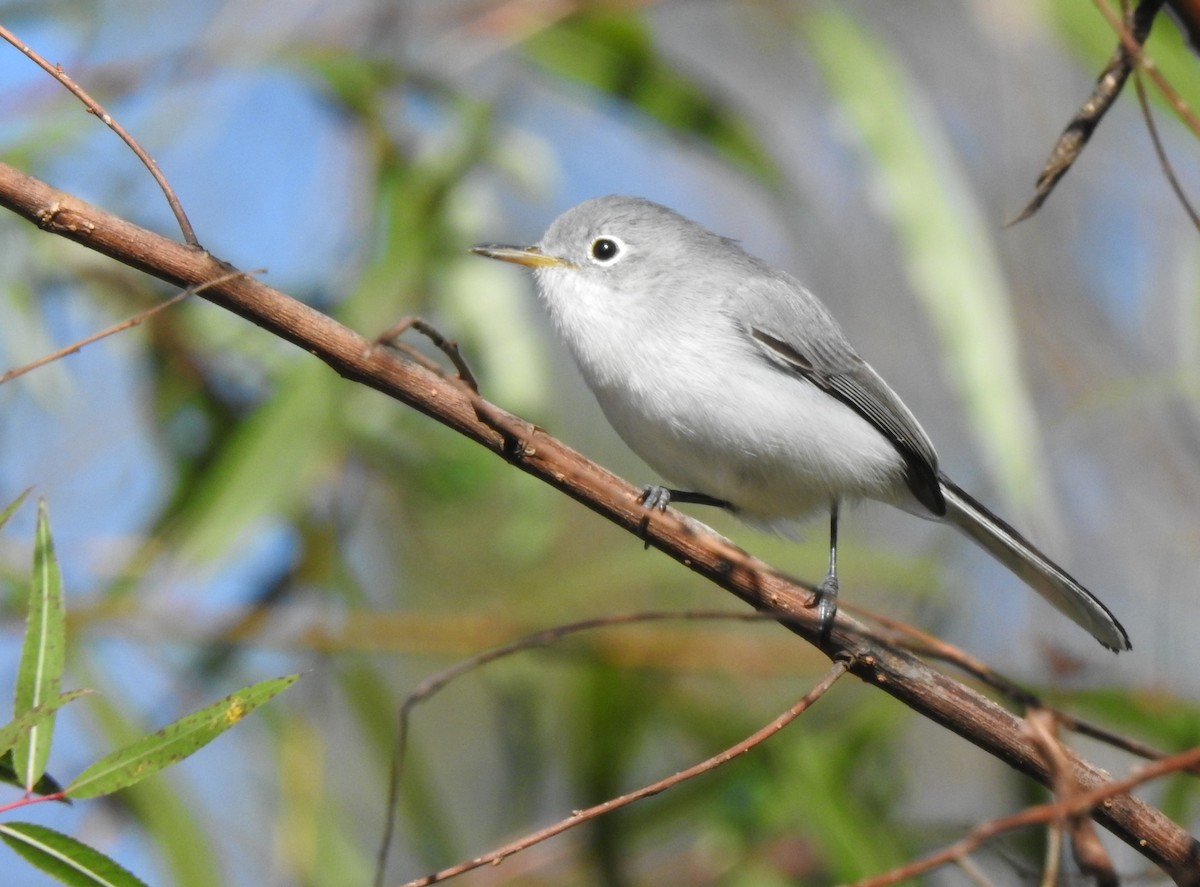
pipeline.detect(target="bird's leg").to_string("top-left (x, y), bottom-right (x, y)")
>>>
top-left (815, 501), bottom-right (840, 645)
top-left (639, 486), bottom-right (732, 511)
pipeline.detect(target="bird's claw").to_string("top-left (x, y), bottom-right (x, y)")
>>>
top-left (639, 485), bottom-right (672, 511)
top-left (815, 575), bottom-right (839, 645)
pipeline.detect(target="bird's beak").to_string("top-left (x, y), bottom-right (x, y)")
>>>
top-left (470, 244), bottom-right (569, 268)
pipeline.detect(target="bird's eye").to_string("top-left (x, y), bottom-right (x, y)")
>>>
top-left (590, 237), bottom-right (622, 264)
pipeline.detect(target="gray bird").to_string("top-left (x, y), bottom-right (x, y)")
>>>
top-left (472, 195), bottom-right (1129, 652)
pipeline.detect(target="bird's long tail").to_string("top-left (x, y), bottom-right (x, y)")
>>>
top-left (938, 475), bottom-right (1130, 652)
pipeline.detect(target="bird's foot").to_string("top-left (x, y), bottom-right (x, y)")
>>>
top-left (639, 486), bottom-right (732, 511)
top-left (639, 485), bottom-right (673, 511)
top-left (815, 574), bottom-right (839, 646)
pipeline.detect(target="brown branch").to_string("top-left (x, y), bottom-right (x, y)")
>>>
top-left (1131, 49), bottom-right (1200, 228)
top-left (400, 658), bottom-right (851, 887)
top-left (376, 315), bottom-right (480, 392)
top-left (1098, 0), bottom-right (1200, 138)
top-left (1125, 0), bottom-right (1200, 229)
top-left (0, 161), bottom-right (1198, 883)
top-left (1025, 709), bottom-right (1116, 885)
top-left (859, 608), bottom-right (1194, 767)
top-left (0, 23), bottom-right (199, 247)
top-left (375, 609), bottom-right (786, 885)
top-left (1010, 0), bottom-right (1165, 225)
top-left (846, 744), bottom-right (1200, 887)
top-left (955, 855), bottom-right (999, 887)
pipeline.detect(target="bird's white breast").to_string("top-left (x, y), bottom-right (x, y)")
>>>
top-left (536, 267), bottom-right (911, 524)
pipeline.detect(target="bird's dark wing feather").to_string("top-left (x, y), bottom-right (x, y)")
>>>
top-left (736, 276), bottom-right (945, 516)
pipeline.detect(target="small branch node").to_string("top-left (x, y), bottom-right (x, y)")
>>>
top-left (375, 315), bottom-right (480, 392)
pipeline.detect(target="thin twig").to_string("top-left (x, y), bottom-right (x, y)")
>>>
top-left (849, 606), bottom-right (1042, 706)
top-left (956, 854), bottom-right (1000, 887)
top-left (1026, 709), bottom-right (1117, 886)
top-left (1039, 820), bottom-right (1063, 887)
top-left (400, 658), bottom-right (851, 887)
top-left (1027, 711), bottom-right (1068, 887)
top-left (1010, 0), bottom-right (1165, 224)
top-left (375, 316), bottom-right (479, 392)
top-left (373, 609), bottom-right (798, 886)
top-left (857, 606), bottom-right (1196, 769)
top-left (1128, 11), bottom-right (1200, 227)
top-left (1094, 0), bottom-right (1200, 139)
top-left (0, 23), bottom-right (200, 246)
top-left (844, 743), bottom-right (1200, 887)
top-left (0, 270), bottom-right (253, 385)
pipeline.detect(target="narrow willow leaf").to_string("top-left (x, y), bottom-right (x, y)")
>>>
top-left (67, 674), bottom-right (300, 800)
top-left (13, 499), bottom-right (67, 791)
top-left (0, 822), bottom-right (148, 887)
top-left (0, 690), bottom-right (92, 761)
top-left (75, 681), bottom-right (223, 887)
top-left (0, 488), bottom-right (31, 532)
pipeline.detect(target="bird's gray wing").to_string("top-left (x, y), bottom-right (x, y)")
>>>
top-left (735, 275), bottom-right (946, 516)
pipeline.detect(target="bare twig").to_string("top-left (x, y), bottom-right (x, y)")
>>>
top-left (1039, 819), bottom-right (1063, 887)
top-left (1096, 0), bottom-right (1200, 138)
top-left (1128, 9), bottom-right (1200, 227)
top-left (956, 855), bottom-right (1000, 887)
top-left (1166, 0), bottom-right (1200, 50)
top-left (1026, 709), bottom-right (1117, 886)
top-left (859, 607), bottom-right (1197, 769)
top-left (0, 23), bottom-right (200, 246)
top-left (1, 162), bottom-right (1197, 881)
top-left (1010, 0), bottom-right (1165, 224)
top-left (845, 743), bottom-right (1200, 887)
top-left (375, 316), bottom-right (479, 392)
top-left (400, 658), bottom-right (851, 886)
top-left (373, 609), bottom-right (795, 885)
top-left (0, 270), bottom-right (253, 385)
top-left (848, 606), bottom-right (1043, 707)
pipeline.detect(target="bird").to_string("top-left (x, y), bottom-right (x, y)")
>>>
top-left (471, 195), bottom-right (1130, 652)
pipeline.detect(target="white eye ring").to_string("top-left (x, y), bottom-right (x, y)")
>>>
top-left (588, 235), bottom-right (626, 265)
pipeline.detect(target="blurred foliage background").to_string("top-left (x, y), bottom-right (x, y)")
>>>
top-left (1, 1), bottom-right (1200, 884)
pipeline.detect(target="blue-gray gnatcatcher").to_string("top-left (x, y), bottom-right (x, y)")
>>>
top-left (472, 195), bottom-right (1129, 652)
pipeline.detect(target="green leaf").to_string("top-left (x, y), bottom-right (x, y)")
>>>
top-left (0, 691), bottom-right (91, 801)
top-left (0, 488), bottom-right (31, 532)
top-left (67, 674), bottom-right (300, 799)
top-left (72, 680), bottom-right (223, 887)
top-left (0, 822), bottom-right (148, 887)
top-left (0, 690), bottom-right (91, 763)
top-left (13, 499), bottom-right (67, 791)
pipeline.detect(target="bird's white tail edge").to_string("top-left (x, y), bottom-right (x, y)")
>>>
top-left (938, 476), bottom-right (1130, 652)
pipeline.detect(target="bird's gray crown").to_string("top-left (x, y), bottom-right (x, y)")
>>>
top-left (539, 195), bottom-right (757, 282)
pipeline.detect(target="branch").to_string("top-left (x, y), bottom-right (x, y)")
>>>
top-left (376, 609), bottom-right (809, 885)
top-left (1, 161), bottom-right (1197, 882)
top-left (1011, 0), bottom-right (1165, 224)
top-left (0, 23), bottom-right (199, 246)
top-left (0, 270), bottom-right (253, 385)
top-left (400, 658), bottom-right (851, 886)
top-left (849, 743), bottom-right (1200, 887)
